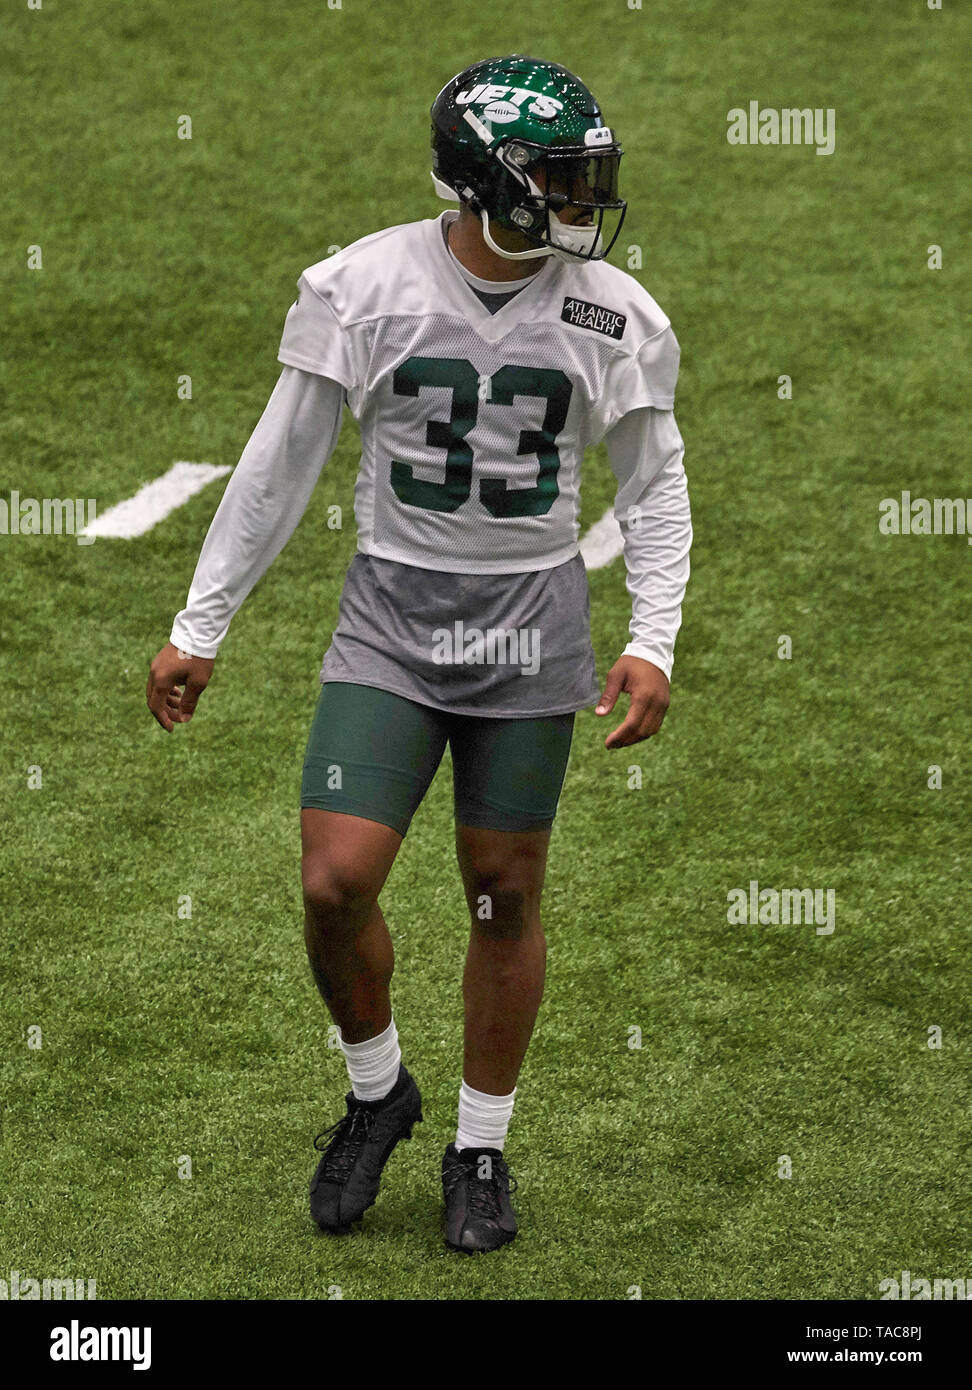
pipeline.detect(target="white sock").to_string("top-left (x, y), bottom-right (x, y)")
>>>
top-left (455, 1080), bottom-right (517, 1152)
top-left (339, 1017), bottom-right (401, 1102)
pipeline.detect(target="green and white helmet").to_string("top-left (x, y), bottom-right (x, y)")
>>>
top-left (430, 55), bottom-right (626, 264)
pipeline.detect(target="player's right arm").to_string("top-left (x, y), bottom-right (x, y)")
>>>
top-left (146, 365), bottom-right (345, 731)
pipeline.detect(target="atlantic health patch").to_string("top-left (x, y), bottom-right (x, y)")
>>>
top-left (560, 296), bottom-right (627, 340)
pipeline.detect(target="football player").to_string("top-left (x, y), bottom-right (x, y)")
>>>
top-left (146, 55), bottom-right (692, 1254)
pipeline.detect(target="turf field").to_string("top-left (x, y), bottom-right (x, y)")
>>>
top-left (1, 0), bottom-right (968, 1301)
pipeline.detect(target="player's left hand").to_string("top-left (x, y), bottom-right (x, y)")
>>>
top-left (596, 655), bottom-right (670, 749)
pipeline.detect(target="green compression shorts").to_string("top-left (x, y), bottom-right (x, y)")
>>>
top-left (301, 683), bottom-right (575, 837)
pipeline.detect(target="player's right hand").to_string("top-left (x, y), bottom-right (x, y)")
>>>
top-left (146, 642), bottom-right (215, 732)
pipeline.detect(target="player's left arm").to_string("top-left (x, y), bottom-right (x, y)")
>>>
top-left (595, 406), bottom-right (692, 749)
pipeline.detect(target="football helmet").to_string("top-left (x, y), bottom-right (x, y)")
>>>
top-left (431, 55), bottom-right (626, 263)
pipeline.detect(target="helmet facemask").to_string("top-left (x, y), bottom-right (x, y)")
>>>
top-left (484, 140), bottom-right (626, 263)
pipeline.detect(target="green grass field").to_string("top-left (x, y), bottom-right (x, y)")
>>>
top-left (1, 0), bottom-right (968, 1300)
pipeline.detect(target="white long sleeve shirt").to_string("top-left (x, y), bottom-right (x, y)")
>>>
top-left (607, 406), bottom-right (692, 677)
top-left (170, 368), bottom-right (344, 658)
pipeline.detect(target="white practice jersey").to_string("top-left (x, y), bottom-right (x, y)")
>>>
top-left (277, 211), bottom-right (680, 575)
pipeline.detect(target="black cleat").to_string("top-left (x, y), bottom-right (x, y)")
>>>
top-left (310, 1065), bottom-right (422, 1232)
top-left (442, 1143), bottom-right (518, 1253)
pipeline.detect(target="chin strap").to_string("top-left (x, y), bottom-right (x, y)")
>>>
top-left (481, 208), bottom-right (603, 264)
top-left (479, 208), bottom-right (555, 261)
top-left (430, 169), bottom-right (599, 264)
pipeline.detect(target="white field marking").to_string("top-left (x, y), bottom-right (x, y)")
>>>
top-left (79, 461), bottom-right (231, 539)
top-left (580, 508), bottom-right (624, 569)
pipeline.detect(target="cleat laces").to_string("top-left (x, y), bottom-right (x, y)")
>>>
top-left (313, 1101), bottom-right (378, 1184)
top-left (446, 1154), bottom-right (517, 1219)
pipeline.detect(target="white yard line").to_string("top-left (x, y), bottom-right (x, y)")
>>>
top-left (579, 507), bottom-right (624, 569)
top-left (79, 462), bottom-right (231, 539)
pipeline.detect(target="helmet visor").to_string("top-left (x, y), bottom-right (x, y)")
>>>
top-left (539, 149), bottom-right (625, 260)
top-left (538, 149), bottom-right (624, 211)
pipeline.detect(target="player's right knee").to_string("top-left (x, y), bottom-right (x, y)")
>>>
top-left (302, 859), bottom-right (377, 920)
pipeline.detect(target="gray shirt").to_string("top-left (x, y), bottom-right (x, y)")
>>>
top-left (319, 550), bottom-right (599, 716)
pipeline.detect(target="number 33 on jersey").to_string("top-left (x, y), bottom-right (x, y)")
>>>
top-left (277, 211), bottom-right (680, 577)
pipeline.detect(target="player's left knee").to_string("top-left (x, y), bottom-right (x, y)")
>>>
top-left (459, 828), bottom-right (549, 938)
top-left (467, 872), bottom-right (543, 940)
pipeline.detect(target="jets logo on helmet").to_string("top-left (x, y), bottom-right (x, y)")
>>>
top-left (430, 55), bottom-right (627, 264)
top-left (455, 84), bottom-right (565, 121)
